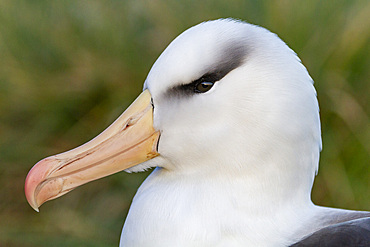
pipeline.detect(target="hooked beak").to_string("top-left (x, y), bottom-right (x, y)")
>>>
top-left (25, 89), bottom-right (160, 212)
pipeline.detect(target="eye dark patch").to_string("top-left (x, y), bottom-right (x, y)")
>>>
top-left (173, 72), bottom-right (221, 95)
top-left (165, 40), bottom-right (248, 98)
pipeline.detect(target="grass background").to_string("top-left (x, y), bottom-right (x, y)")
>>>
top-left (0, 0), bottom-right (369, 246)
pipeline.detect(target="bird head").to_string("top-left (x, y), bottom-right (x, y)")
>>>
top-left (25, 19), bottom-right (321, 212)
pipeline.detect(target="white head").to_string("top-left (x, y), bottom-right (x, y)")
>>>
top-left (25, 19), bottom-right (322, 216)
top-left (129, 19), bottom-right (322, 200)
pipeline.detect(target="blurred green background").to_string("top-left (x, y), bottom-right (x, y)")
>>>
top-left (0, 0), bottom-right (369, 246)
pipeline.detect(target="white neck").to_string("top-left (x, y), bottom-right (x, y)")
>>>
top-left (120, 156), bottom-right (317, 246)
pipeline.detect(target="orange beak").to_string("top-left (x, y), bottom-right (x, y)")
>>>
top-left (25, 89), bottom-right (160, 212)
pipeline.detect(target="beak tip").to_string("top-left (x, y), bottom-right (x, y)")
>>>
top-left (25, 172), bottom-right (40, 212)
top-left (29, 202), bottom-right (40, 212)
top-left (25, 158), bottom-right (52, 212)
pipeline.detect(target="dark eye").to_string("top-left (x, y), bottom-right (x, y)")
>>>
top-left (195, 81), bottom-right (214, 93)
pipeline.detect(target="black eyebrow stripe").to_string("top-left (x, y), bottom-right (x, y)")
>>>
top-left (165, 41), bottom-right (248, 98)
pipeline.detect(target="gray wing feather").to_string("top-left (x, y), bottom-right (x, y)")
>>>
top-left (290, 217), bottom-right (370, 247)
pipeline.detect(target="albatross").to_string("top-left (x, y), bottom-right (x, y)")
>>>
top-left (25, 19), bottom-right (370, 246)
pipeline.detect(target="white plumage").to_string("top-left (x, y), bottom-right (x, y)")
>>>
top-left (25, 19), bottom-right (369, 247)
top-left (119, 19), bottom-right (369, 246)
